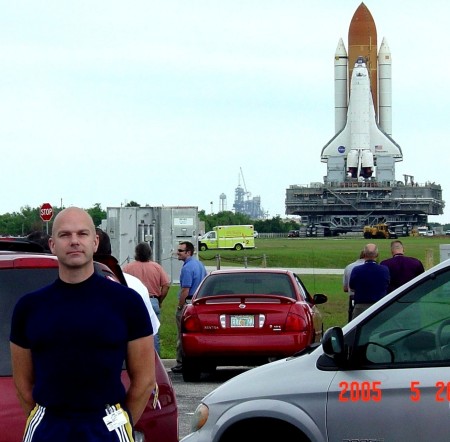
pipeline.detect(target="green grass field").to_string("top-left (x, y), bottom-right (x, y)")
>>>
top-left (159, 235), bottom-right (450, 359)
top-left (198, 235), bottom-right (445, 269)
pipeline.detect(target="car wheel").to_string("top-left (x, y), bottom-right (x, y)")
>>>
top-left (182, 357), bottom-right (202, 382)
top-left (234, 243), bottom-right (243, 251)
top-left (220, 418), bottom-right (310, 442)
top-left (204, 363), bottom-right (217, 374)
top-left (199, 244), bottom-right (208, 251)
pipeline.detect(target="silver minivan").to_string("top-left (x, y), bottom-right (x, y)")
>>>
top-left (181, 259), bottom-right (450, 442)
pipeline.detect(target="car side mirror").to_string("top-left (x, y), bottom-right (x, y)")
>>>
top-left (313, 294), bottom-right (328, 305)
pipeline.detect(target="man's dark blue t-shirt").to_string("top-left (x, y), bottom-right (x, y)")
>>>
top-left (10, 273), bottom-right (152, 411)
top-left (349, 260), bottom-right (390, 304)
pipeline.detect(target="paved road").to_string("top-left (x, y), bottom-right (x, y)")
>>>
top-left (162, 359), bottom-right (251, 440)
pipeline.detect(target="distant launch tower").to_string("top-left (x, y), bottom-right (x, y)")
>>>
top-left (233, 168), bottom-right (267, 219)
top-left (285, 2), bottom-right (444, 235)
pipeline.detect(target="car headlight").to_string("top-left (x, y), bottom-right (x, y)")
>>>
top-left (190, 403), bottom-right (209, 432)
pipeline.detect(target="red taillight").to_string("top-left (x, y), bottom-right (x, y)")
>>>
top-left (182, 314), bottom-right (202, 332)
top-left (285, 312), bottom-right (308, 332)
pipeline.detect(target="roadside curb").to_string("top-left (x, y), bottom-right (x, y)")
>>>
top-left (162, 359), bottom-right (177, 371)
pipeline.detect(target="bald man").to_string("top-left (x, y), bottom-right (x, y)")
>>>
top-left (10, 207), bottom-right (155, 442)
top-left (349, 243), bottom-right (390, 319)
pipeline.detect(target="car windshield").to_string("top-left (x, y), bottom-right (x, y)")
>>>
top-left (196, 273), bottom-right (295, 299)
top-left (0, 268), bottom-right (58, 376)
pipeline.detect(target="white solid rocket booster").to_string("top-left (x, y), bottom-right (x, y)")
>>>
top-left (334, 38), bottom-right (348, 134)
top-left (378, 37), bottom-right (392, 136)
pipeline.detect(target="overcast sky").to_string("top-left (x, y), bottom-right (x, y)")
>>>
top-left (1, 1), bottom-right (448, 223)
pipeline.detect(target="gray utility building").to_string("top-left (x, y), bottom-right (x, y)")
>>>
top-left (105, 206), bottom-right (200, 283)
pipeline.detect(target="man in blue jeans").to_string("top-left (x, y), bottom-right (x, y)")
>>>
top-left (171, 241), bottom-right (207, 373)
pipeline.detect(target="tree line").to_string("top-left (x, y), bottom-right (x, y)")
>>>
top-left (198, 210), bottom-right (299, 233)
top-left (0, 203), bottom-right (299, 237)
top-left (0, 203), bottom-right (106, 236)
top-left (4, 203), bottom-right (444, 238)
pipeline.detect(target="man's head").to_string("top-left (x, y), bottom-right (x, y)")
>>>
top-left (49, 207), bottom-right (99, 281)
top-left (390, 240), bottom-right (404, 256)
top-left (95, 228), bottom-right (112, 255)
top-left (94, 227), bottom-right (128, 285)
top-left (364, 243), bottom-right (378, 261)
top-left (177, 241), bottom-right (194, 262)
top-left (135, 242), bottom-right (152, 262)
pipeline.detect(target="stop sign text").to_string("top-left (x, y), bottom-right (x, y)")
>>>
top-left (40, 203), bottom-right (54, 222)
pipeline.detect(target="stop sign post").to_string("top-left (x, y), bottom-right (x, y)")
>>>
top-left (40, 203), bottom-right (53, 233)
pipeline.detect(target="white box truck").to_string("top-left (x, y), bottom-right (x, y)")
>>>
top-left (198, 225), bottom-right (255, 251)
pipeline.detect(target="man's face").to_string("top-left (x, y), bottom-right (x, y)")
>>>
top-left (177, 244), bottom-right (190, 262)
top-left (49, 208), bottom-right (99, 270)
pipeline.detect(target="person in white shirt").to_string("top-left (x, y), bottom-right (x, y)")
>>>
top-left (93, 228), bottom-right (160, 336)
top-left (343, 250), bottom-right (365, 321)
top-left (123, 272), bottom-right (160, 334)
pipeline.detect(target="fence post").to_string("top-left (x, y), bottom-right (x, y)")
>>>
top-left (244, 256), bottom-right (248, 268)
top-left (262, 254), bottom-right (267, 268)
top-left (425, 249), bottom-right (433, 270)
top-left (215, 254), bottom-right (221, 270)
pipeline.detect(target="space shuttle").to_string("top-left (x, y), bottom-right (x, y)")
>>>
top-left (321, 3), bottom-right (403, 184)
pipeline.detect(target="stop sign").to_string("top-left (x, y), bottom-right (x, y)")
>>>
top-left (40, 203), bottom-right (54, 222)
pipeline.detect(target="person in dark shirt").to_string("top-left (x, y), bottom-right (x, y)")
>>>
top-left (349, 243), bottom-right (390, 319)
top-left (10, 207), bottom-right (155, 442)
top-left (380, 240), bottom-right (425, 293)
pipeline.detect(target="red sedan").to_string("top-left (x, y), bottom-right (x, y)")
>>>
top-left (181, 268), bottom-right (327, 381)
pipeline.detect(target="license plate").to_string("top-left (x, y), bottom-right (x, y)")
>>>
top-left (230, 315), bottom-right (254, 327)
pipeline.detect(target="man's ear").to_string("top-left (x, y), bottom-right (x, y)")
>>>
top-left (93, 234), bottom-right (99, 253)
top-left (48, 237), bottom-right (55, 254)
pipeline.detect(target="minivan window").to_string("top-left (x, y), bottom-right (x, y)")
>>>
top-left (355, 269), bottom-right (450, 366)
